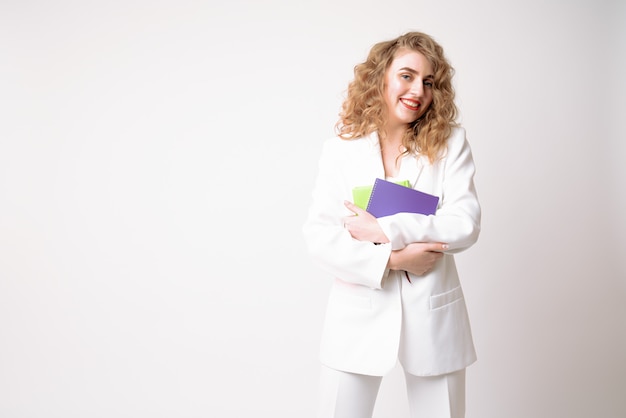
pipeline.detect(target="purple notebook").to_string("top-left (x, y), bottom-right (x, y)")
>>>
top-left (366, 178), bottom-right (439, 217)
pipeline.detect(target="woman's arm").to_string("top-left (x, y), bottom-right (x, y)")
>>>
top-left (302, 138), bottom-right (391, 289)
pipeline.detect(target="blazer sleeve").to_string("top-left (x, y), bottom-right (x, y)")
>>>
top-left (302, 138), bottom-right (392, 290)
top-left (377, 129), bottom-right (481, 253)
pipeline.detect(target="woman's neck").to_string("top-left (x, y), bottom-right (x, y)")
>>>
top-left (379, 128), bottom-right (406, 178)
top-left (380, 124), bottom-right (406, 148)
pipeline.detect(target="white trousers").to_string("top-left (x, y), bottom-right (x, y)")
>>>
top-left (317, 366), bottom-right (466, 418)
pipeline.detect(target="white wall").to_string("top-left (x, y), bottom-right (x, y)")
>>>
top-left (1, 1), bottom-right (624, 417)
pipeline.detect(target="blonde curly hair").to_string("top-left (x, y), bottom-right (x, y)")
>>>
top-left (336, 31), bottom-right (458, 163)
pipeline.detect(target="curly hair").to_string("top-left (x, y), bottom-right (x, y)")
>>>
top-left (336, 31), bottom-right (458, 163)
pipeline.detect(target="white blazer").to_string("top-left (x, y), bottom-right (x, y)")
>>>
top-left (302, 127), bottom-right (481, 377)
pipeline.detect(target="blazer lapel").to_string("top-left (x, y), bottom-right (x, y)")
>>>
top-left (357, 132), bottom-right (386, 183)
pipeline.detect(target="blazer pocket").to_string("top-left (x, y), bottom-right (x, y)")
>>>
top-left (430, 286), bottom-right (463, 310)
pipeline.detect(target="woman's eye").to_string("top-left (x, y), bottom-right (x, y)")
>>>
top-left (401, 74), bottom-right (412, 80)
top-left (424, 80), bottom-right (434, 88)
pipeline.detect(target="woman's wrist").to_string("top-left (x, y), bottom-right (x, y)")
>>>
top-left (387, 250), bottom-right (402, 271)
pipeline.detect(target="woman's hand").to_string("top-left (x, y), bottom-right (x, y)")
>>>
top-left (388, 242), bottom-right (448, 276)
top-left (342, 200), bottom-right (390, 244)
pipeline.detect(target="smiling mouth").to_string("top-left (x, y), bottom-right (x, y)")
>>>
top-left (400, 98), bottom-right (420, 111)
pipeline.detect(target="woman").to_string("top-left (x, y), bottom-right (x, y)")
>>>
top-left (302, 31), bottom-right (481, 418)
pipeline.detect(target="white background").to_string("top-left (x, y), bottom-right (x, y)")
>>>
top-left (1, 0), bottom-right (625, 417)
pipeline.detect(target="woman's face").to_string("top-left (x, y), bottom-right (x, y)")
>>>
top-left (382, 49), bottom-right (434, 130)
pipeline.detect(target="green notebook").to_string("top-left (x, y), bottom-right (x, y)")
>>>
top-left (352, 179), bottom-right (411, 210)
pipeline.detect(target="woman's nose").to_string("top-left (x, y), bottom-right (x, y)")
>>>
top-left (410, 80), bottom-right (424, 96)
